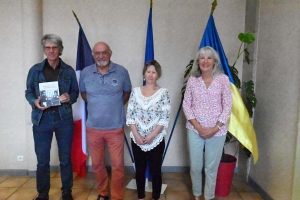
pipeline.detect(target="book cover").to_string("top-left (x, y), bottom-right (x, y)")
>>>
top-left (39, 81), bottom-right (61, 107)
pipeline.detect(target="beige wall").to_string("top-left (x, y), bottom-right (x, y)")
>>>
top-left (4, 0), bottom-right (300, 199)
top-left (0, 0), bottom-right (43, 171)
top-left (0, 0), bottom-right (246, 170)
top-left (251, 1), bottom-right (300, 199)
top-left (0, 0), bottom-right (25, 170)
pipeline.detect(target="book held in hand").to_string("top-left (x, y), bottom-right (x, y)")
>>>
top-left (39, 81), bottom-right (61, 107)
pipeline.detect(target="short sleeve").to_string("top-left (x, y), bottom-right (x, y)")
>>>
top-left (123, 69), bottom-right (132, 93)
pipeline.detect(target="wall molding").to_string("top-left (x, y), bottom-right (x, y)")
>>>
top-left (248, 176), bottom-right (273, 200)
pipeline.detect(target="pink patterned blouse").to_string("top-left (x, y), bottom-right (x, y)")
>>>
top-left (182, 74), bottom-right (232, 137)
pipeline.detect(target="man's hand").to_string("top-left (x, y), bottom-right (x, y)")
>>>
top-left (59, 93), bottom-right (70, 103)
top-left (34, 96), bottom-right (49, 110)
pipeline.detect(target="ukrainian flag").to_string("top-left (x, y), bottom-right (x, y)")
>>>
top-left (200, 14), bottom-right (259, 164)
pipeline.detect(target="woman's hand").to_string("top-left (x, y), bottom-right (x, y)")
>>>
top-left (189, 119), bottom-right (208, 137)
top-left (129, 124), bottom-right (145, 145)
top-left (201, 127), bottom-right (218, 139)
top-left (194, 123), bottom-right (206, 137)
top-left (143, 132), bottom-right (156, 144)
top-left (134, 134), bottom-right (145, 145)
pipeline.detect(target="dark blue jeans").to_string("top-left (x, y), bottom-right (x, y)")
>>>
top-left (33, 109), bottom-right (74, 197)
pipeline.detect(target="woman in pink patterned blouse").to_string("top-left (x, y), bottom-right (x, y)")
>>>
top-left (183, 46), bottom-right (232, 200)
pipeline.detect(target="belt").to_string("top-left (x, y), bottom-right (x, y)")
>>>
top-left (47, 106), bottom-right (59, 111)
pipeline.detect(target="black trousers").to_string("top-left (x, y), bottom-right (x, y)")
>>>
top-left (131, 139), bottom-right (165, 200)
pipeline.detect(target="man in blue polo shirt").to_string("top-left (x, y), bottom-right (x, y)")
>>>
top-left (79, 42), bottom-right (131, 200)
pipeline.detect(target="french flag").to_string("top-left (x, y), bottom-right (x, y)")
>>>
top-left (71, 11), bottom-right (94, 177)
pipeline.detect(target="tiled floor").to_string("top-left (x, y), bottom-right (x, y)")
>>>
top-left (0, 172), bottom-right (263, 200)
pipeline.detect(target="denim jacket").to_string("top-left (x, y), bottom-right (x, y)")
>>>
top-left (25, 59), bottom-right (79, 125)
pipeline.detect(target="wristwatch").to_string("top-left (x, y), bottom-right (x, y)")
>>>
top-left (216, 125), bottom-right (221, 130)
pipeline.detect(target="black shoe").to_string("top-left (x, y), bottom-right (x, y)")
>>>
top-left (97, 194), bottom-right (109, 200)
top-left (61, 193), bottom-right (73, 200)
top-left (33, 197), bottom-right (49, 200)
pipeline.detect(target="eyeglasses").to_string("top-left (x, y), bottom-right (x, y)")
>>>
top-left (44, 46), bottom-right (59, 51)
top-left (93, 51), bottom-right (110, 56)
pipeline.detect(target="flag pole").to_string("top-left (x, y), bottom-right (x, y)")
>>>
top-left (162, 102), bottom-right (182, 162)
top-left (211, 0), bottom-right (217, 14)
top-left (124, 134), bottom-right (135, 171)
top-left (72, 10), bottom-right (81, 27)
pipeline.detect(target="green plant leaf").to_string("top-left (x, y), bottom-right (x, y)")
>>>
top-left (238, 32), bottom-right (255, 44)
top-left (181, 85), bottom-right (186, 93)
top-left (230, 65), bottom-right (241, 88)
top-left (181, 60), bottom-right (194, 100)
top-left (184, 67), bottom-right (192, 78)
top-left (249, 97), bottom-right (257, 107)
top-left (244, 48), bottom-right (250, 64)
top-left (184, 60), bottom-right (194, 78)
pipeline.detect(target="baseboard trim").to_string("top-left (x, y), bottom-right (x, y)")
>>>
top-left (1, 166), bottom-right (234, 176)
top-left (248, 176), bottom-right (274, 200)
top-left (0, 169), bottom-right (28, 176)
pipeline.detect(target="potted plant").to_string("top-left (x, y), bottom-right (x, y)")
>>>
top-left (181, 32), bottom-right (257, 197)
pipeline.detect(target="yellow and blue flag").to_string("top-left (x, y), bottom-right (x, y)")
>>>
top-left (200, 14), bottom-right (259, 163)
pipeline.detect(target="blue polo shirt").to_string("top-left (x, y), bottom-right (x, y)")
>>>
top-left (79, 61), bottom-right (132, 130)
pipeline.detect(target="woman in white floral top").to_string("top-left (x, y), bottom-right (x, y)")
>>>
top-left (183, 46), bottom-right (232, 200)
top-left (126, 60), bottom-right (171, 200)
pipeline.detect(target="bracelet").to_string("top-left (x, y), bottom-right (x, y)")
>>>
top-left (216, 125), bottom-right (221, 130)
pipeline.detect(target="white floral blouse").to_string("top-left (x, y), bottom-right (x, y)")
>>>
top-left (126, 87), bottom-right (171, 151)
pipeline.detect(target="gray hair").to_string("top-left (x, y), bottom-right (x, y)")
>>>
top-left (191, 46), bottom-right (223, 78)
top-left (41, 34), bottom-right (64, 56)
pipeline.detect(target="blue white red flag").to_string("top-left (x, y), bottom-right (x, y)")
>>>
top-left (72, 13), bottom-right (95, 177)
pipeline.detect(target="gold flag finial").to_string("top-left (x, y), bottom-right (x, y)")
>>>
top-left (72, 10), bottom-right (81, 26)
top-left (150, 0), bottom-right (153, 8)
top-left (211, 0), bottom-right (217, 14)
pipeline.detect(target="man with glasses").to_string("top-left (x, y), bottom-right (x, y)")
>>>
top-left (79, 42), bottom-right (132, 200)
top-left (25, 34), bottom-right (79, 200)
